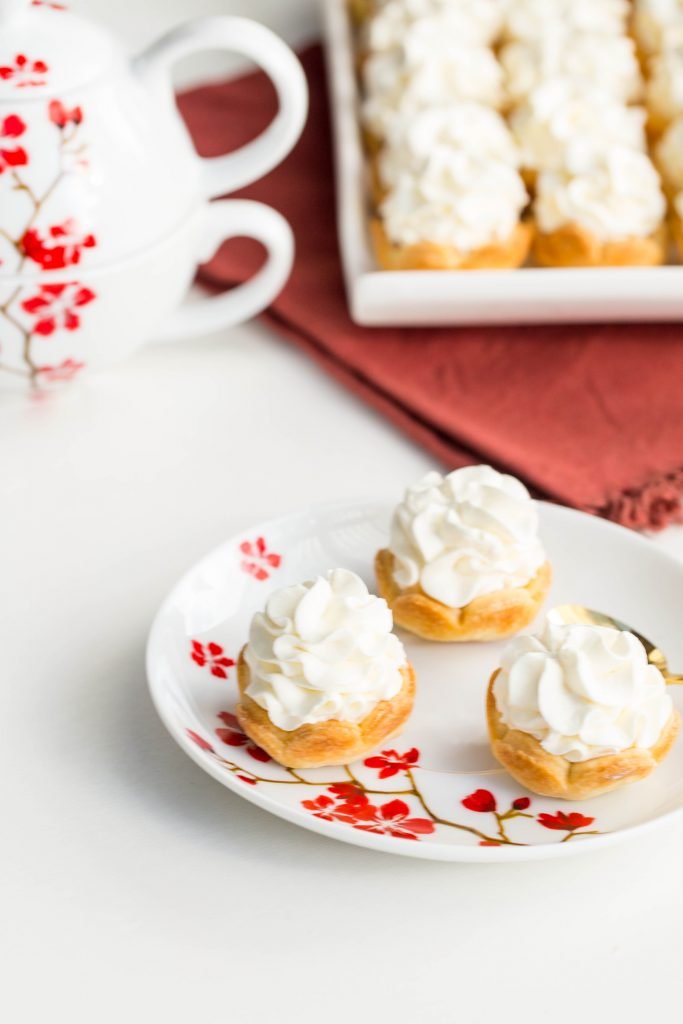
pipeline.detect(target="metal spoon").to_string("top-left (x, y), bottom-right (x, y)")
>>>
top-left (547, 604), bottom-right (683, 685)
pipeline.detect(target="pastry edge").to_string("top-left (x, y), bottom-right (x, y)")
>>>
top-left (486, 669), bottom-right (681, 800)
top-left (533, 221), bottom-right (666, 267)
top-left (370, 217), bottom-right (534, 271)
top-left (236, 648), bottom-right (416, 769)
top-left (375, 548), bottom-right (552, 642)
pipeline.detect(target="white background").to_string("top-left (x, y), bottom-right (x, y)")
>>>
top-left (2, 1), bottom-right (683, 1021)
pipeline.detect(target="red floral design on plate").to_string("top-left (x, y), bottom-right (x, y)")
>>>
top-left (32, 2), bottom-right (67, 9)
top-left (48, 99), bottom-right (82, 129)
top-left (215, 710), bottom-right (270, 763)
top-left (21, 282), bottom-right (95, 335)
top-left (0, 113), bottom-right (28, 173)
top-left (462, 789), bottom-right (497, 814)
top-left (187, 729), bottom-right (214, 753)
top-left (21, 219), bottom-right (96, 270)
top-left (512, 796), bottom-right (531, 811)
top-left (538, 811), bottom-right (595, 832)
top-left (302, 785), bottom-right (434, 841)
top-left (35, 358), bottom-right (85, 382)
top-left (190, 640), bottom-right (235, 679)
top-left (0, 54), bottom-right (49, 88)
top-left (364, 747), bottom-right (419, 778)
top-left (239, 536), bottom-right (282, 581)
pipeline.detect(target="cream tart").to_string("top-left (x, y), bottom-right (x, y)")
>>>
top-left (236, 568), bottom-right (415, 768)
top-left (488, 622), bottom-right (680, 800)
top-left (373, 148), bottom-right (531, 271)
top-left (375, 467), bottom-right (551, 642)
top-left (532, 147), bottom-right (667, 268)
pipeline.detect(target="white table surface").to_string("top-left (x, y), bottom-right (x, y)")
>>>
top-left (3, 2), bottom-right (683, 1021)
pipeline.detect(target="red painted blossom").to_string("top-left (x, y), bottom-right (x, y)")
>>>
top-left (237, 774), bottom-right (257, 786)
top-left (479, 841), bottom-right (501, 847)
top-left (350, 799), bottom-right (435, 841)
top-left (187, 729), bottom-right (213, 753)
top-left (302, 794), bottom-right (344, 822)
top-left (49, 99), bottom-right (83, 129)
top-left (35, 357), bottom-right (84, 382)
top-left (190, 640), bottom-right (235, 679)
top-left (0, 54), bottom-right (49, 87)
top-left (32, 2), bottom-right (67, 9)
top-left (21, 219), bottom-right (96, 270)
top-left (327, 783), bottom-right (367, 807)
top-left (538, 811), bottom-right (595, 832)
top-left (215, 710), bottom-right (270, 763)
top-left (217, 711), bottom-right (240, 730)
top-left (512, 797), bottom-right (531, 811)
top-left (462, 789), bottom-right (497, 814)
top-left (0, 113), bottom-right (28, 173)
top-left (21, 282), bottom-right (95, 335)
top-left (239, 536), bottom-right (282, 581)
top-left (364, 747), bottom-right (420, 779)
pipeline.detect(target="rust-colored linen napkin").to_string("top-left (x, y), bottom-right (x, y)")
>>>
top-left (179, 46), bottom-right (683, 530)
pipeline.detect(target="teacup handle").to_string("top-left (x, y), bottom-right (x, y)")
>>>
top-left (133, 16), bottom-right (308, 198)
top-left (153, 199), bottom-right (293, 340)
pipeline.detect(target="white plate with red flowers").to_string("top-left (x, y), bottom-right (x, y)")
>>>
top-left (146, 501), bottom-right (683, 861)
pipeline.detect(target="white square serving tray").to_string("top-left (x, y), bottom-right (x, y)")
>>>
top-left (322, 0), bottom-right (683, 326)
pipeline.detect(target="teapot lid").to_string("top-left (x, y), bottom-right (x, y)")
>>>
top-left (0, 0), bottom-right (122, 99)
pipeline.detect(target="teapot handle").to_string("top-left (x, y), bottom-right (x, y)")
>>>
top-left (133, 17), bottom-right (308, 198)
top-left (152, 199), bottom-right (293, 340)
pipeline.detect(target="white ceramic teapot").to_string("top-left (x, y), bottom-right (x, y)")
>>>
top-left (0, 0), bottom-right (307, 388)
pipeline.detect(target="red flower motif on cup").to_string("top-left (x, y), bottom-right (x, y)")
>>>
top-left (190, 640), bottom-right (235, 679)
top-left (0, 54), bottom-right (49, 88)
top-left (186, 729), bottom-right (214, 753)
top-left (364, 747), bottom-right (419, 779)
top-left (0, 113), bottom-right (28, 173)
top-left (462, 789), bottom-right (497, 814)
top-left (215, 710), bottom-right (271, 763)
top-left (48, 99), bottom-right (83, 129)
top-left (21, 282), bottom-right (95, 335)
top-left (538, 811), bottom-right (595, 832)
top-left (239, 536), bottom-right (282, 581)
top-left (21, 219), bottom-right (96, 270)
top-left (512, 796), bottom-right (531, 811)
top-left (32, 1), bottom-right (67, 9)
top-left (35, 358), bottom-right (85, 382)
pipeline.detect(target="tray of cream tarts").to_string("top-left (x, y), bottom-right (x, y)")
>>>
top-left (147, 465), bottom-right (683, 862)
top-left (323, 0), bottom-right (683, 325)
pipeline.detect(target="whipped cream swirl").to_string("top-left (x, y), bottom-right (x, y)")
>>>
top-left (501, 33), bottom-right (642, 105)
top-left (656, 115), bottom-right (683, 193)
top-left (362, 46), bottom-right (504, 137)
top-left (388, 467), bottom-right (545, 609)
top-left (535, 148), bottom-right (665, 241)
top-left (511, 80), bottom-right (646, 173)
top-left (365, 0), bottom-right (503, 53)
top-left (647, 47), bottom-right (683, 126)
top-left (244, 569), bottom-right (406, 732)
top-left (380, 147), bottom-right (527, 251)
top-left (634, 0), bottom-right (683, 55)
top-left (494, 623), bottom-right (673, 762)
top-left (378, 104), bottom-right (519, 188)
top-left (504, 0), bottom-right (629, 40)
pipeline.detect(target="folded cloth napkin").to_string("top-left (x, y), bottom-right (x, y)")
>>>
top-left (179, 46), bottom-right (683, 530)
